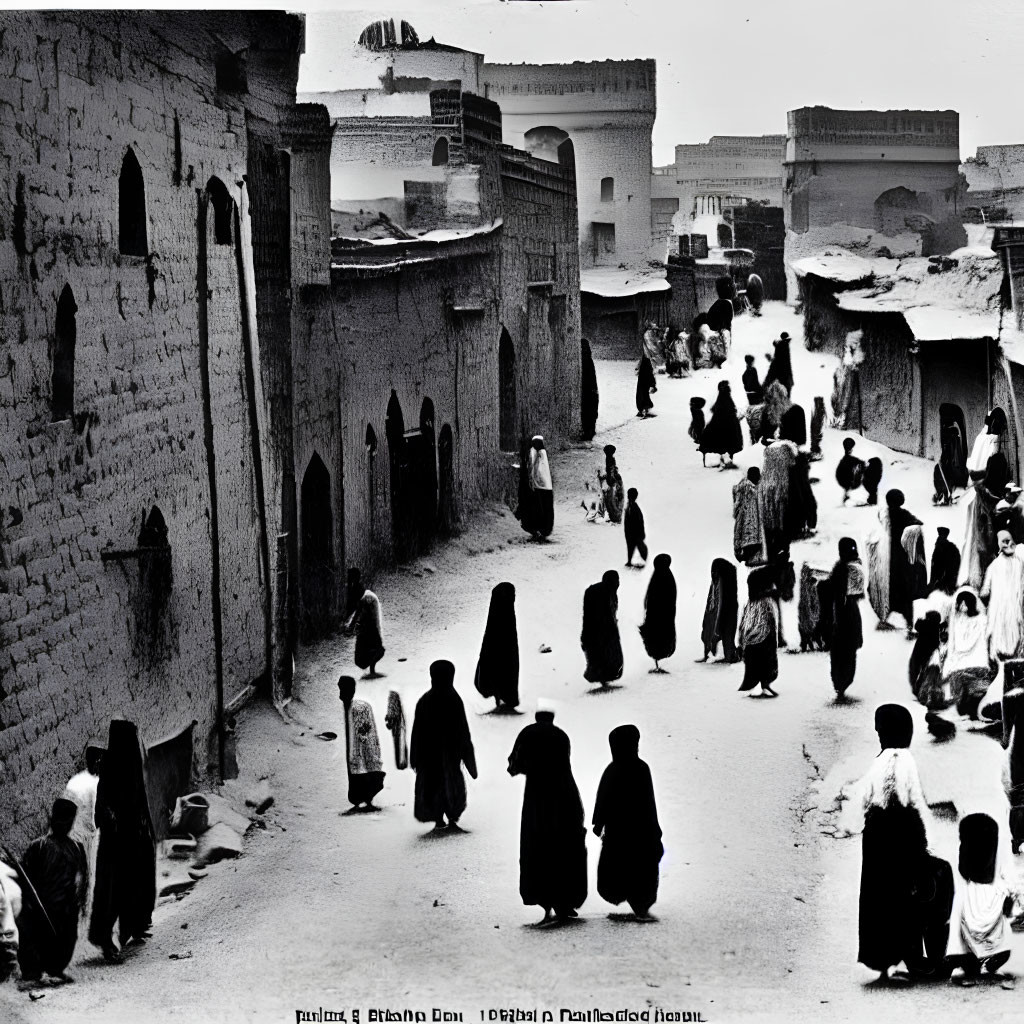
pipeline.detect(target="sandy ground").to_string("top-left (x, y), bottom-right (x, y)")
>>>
top-left (4, 303), bottom-right (1022, 1024)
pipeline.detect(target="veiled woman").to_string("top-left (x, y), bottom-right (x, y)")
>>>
top-left (828, 538), bottom-right (865, 699)
top-left (507, 703), bottom-right (587, 925)
top-left (732, 467), bottom-right (766, 565)
top-left (760, 438), bottom-right (797, 555)
top-left (942, 587), bottom-right (994, 715)
top-left (856, 704), bottom-right (951, 980)
top-left (581, 571), bottom-right (624, 686)
top-left (699, 558), bottom-right (738, 663)
top-left (410, 660), bottom-right (478, 831)
top-left (354, 590), bottom-right (385, 677)
top-left (866, 489), bottom-right (922, 633)
top-left (640, 554), bottom-right (677, 672)
top-left (88, 720), bottom-right (156, 963)
top-left (474, 582), bottom-right (520, 710)
top-left (780, 405), bottom-right (816, 540)
top-left (763, 333), bottom-right (795, 395)
top-left (699, 381), bottom-right (743, 469)
top-left (599, 445), bottom-right (625, 524)
top-left (737, 567), bottom-right (781, 697)
top-left (592, 725), bottom-right (664, 921)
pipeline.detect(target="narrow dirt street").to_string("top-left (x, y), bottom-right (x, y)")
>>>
top-left (6, 303), bottom-right (1021, 1024)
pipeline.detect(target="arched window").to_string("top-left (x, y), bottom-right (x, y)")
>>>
top-left (118, 147), bottom-right (148, 256)
top-left (498, 328), bottom-right (517, 452)
top-left (365, 424), bottom-right (378, 455)
top-left (601, 176), bottom-right (614, 202)
top-left (52, 284), bottom-right (77, 421)
top-left (206, 177), bottom-right (234, 246)
top-left (432, 137), bottom-right (449, 166)
top-left (301, 452), bottom-right (333, 567)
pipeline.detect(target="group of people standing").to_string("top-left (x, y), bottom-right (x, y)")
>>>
top-left (0, 720), bottom-right (158, 987)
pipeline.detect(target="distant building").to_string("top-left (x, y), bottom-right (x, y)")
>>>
top-left (784, 107), bottom-right (968, 295)
top-left (963, 145), bottom-right (1024, 226)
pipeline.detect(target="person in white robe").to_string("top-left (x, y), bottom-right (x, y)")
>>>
top-left (980, 530), bottom-right (1024, 661)
top-left (63, 740), bottom-right (103, 926)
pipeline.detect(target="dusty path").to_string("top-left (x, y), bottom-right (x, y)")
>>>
top-left (5, 303), bottom-right (1020, 1024)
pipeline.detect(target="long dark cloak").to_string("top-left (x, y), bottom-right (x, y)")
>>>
top-left (779, 404), bottom-right (807, 447)
top-left (624, 500), bottom-right (645, 547)
top-left (858, 801), bottom-right (932, 972)
top-left (636, 356), bottom-right (656, 414)
top-left (474, 582), bottom-right (520, 707)
top-left (507, 721), bottom-right (587, 911)
top-left (354, 606), bottom-right (385, 670)
top-left (88, 720), bottom-right (156, 949)
top-left (18, 834), bottom-right (85, 977)
top-left (828, 560), bottom-right (863, 695)
top-left (593, 735), bottom-right (663, 912)
top-left (763, 339), bottom-right (794, 394)
top-left (640, 563), bottom-right (677, 662)
top-left (699, 392), bottom-right (744, 456)
top-left (581, 581), bottom-right (624, 683)
top-left (835, 453), bottom-right (864, 492)
top-left (516, 442), bottom-right (535, 535)
top-left (785, 453), bottom-right (818, 540)
top-left (701, 559), bottom-right (738, 660)
top-left (410, 681), bottom-right (477, 824)
top-left (707, 297), bottom-right (734, 333)
top-left (581, 339), bottom-right (599, 440)
top-left (928, 537), bottom-right (961, 595)
top-left (887, 505), bottom-right (922, 622)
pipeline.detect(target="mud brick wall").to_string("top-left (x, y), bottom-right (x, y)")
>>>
top-left (292, 240), bottom-right (502, 613)
top-left (0, 11), bottom-right (302, 847)
top-left (496, 149), bottom-right (582, 446)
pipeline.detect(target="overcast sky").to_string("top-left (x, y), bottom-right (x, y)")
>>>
top-left (297, 0), bottom-right (1024, 165)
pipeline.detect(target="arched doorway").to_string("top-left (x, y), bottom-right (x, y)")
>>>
top-left (300, 452), bottom-right (334, 639)
top-left (417, 398), bottom-right (438, 547)
top-left (499, 328), bottom-right (517, 451)
top-left (386, 391), bottom-right (413, 562)
top-left (52, 284), bottom-right (77, 422)
top-left (938, 403), bottom-right (969, 493)
top-left (438, 424), bottom-right (455, 536)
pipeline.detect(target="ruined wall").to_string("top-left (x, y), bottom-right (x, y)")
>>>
top-left (799, 276), bottom-right (864, 356)
top-left (0, 11), bottom-right (302, 845)
top-left (495, 149), bottom-right (582, 447)
top-left (582, 291), bottom-right (670, 361)
top-left (292, 239), bottom-right (502, 610)
top-left (482, 61), bottom-right (656, 269)
top-left (858, 315), bottom-right (921, 456)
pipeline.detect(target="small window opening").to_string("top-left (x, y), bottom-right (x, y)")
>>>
top-left (215, 50), bottom-right (248, 95)
top-left (119, 147), bottom-right (148, 256)
top-left (52, 284), bottom-right (77, 422)
top-left (432, 137), bottom-right (449, 166)
top-left (601, 176), bottom-right (614, 202)
top-left (206, 177), bottom-right (234, 245)
top-left (366, 424), bottom-right (378, 455)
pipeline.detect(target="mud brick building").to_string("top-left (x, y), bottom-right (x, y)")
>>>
top-left (0, 10), bottom-right (311, 845)
top-left (784, 107), bottom-right (968, 297)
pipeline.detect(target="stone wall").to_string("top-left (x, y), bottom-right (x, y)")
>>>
top-left (0, 11), bottom-right (303, 846)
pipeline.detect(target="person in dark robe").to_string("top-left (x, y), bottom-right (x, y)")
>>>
top-left (763, 332), bottom-right (794, 395)
top-left (353, 591), bottom-right (385, 676)
top-left (410, 660), bottom-right (477, 831)
top-left (528, 436), bottom-right (555, 540)
top-left (624, 488), bottom-right (648, 568)
top-left (809, 397), bottom-right (826, 461)
top-left (581, 338), bottom-right (599, 441)
top-left (862, 457), bottom-right (884, 506)
top-left (828, 538), bottom-right (865, 700)
top-left (599, 445), bottom-right (625, 524)
top-left (737, 567), bottom-right (781, 696)
top-left (474, 582), bottom-right (520, 710)
top-left (592, 725), bottom-right (664, 921)
top-left (908, 611), bottom-right (942, 701)
top-left (708, 276), bottom-right (735, 337)
top-left (745, 272), bottom-right (764, 316)
top-left (338, 676), bottom-right (386, 811)
top-left (933, 419), bottom-right (968, 505)
top-left (635, 355), bottom-right (656, 419)
top-left (779, 404), bottom-right (807, 449)
top-left (880, 489), bottom-right (923, 635)
top-left (742, 355), bottom-right (763, 406)
top-left (699, 381), bottom-right (743, 469)
top-left (929, 527), bottom-right (961, 596)
top-left (507, 702), bottom-right (588, 925)
top-left (581, 570), bottom-right (624, 686)
top-left (17, 798), bottom-right (86, 985)
top-left (89, 720), bottom-right (156, 963)
top-left (640, 554), bottom-right (676, 672)
top-left (698, 558), bottom-right (738, 663)
top-left (857, 703), bottom-right (953, 980)
top-left (516, 438), bottom-right (536, 537)
top-left (1004, 661), bottom-right (1024, 854)
top-left (835, 437), bottom-right (863, 503)
top-left (688, 397), bottom-right (706, 448)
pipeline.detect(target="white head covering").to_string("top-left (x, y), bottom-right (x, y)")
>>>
top-left (536, 698), bottom-right (557, 716)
